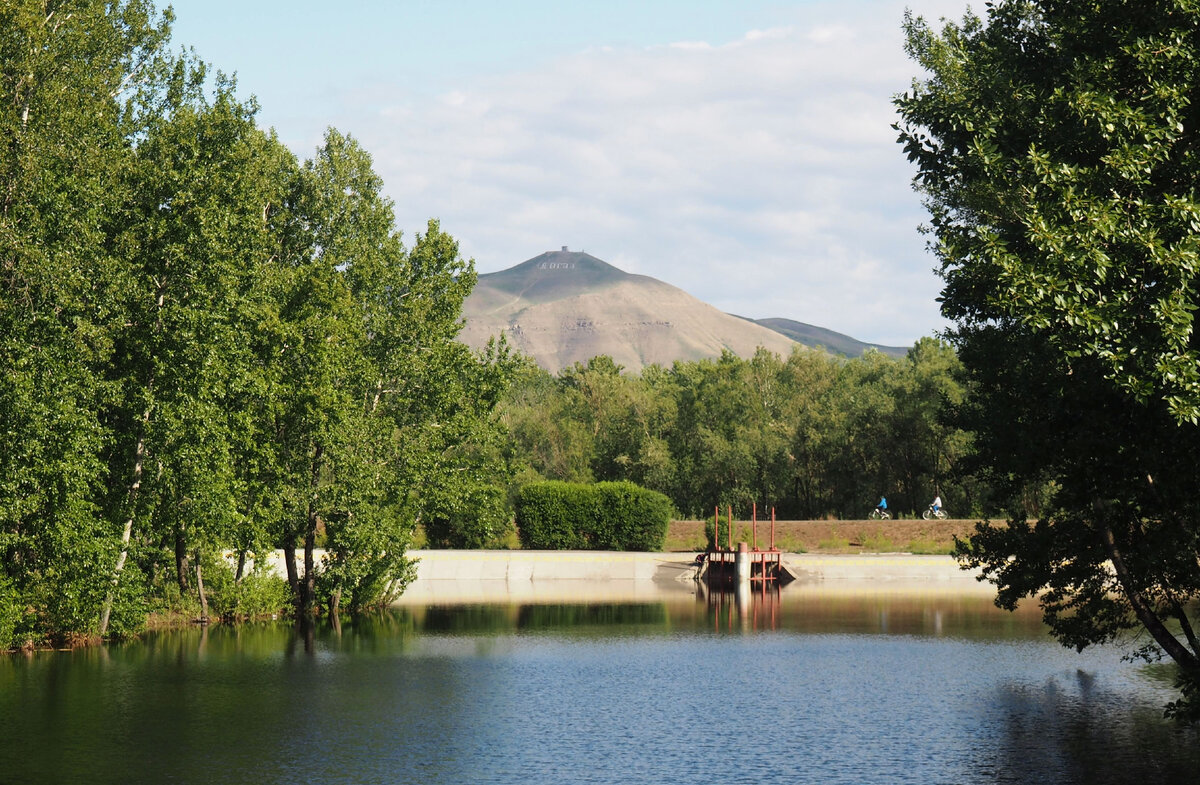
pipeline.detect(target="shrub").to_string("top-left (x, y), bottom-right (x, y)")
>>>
top-left (515, 481), bottom-right (594, 549)
top-left (594, 482), bottom-right (672, 551)
top-left (516, 481), bottom-right (672, 551)
top-left (0, 575), bottom-right (21, 650)
top-left (423, 483), bottom-right (512, 549)
top-left (203, 552), bottom-right (290, 620)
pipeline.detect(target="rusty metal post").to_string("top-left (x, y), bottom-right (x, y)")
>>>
top-left (727, 506), bottom-right (732, 552)
top-left (752, 501), bottom-right (757, 551)
top-left (714, 505), bottom-right (719, 552)
top-left (771, 507), bottom-right (776, 551)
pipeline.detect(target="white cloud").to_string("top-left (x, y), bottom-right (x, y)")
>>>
top-left (346, 1), bottom-right (969, 346)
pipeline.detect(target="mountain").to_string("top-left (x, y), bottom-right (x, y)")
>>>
top-left (459, 248), bottom-right (799, 373)
top-left (747, 317), bottom-right (909, 359)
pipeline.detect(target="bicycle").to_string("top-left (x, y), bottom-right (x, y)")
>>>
top-left (869, 508), bottom-right (891, 520)
top-left (922, 505), bottom-right (947, 520)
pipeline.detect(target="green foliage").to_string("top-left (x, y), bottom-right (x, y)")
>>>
top-left (0, 2), bottom-right (515, 640)
top-left (0, 575), bottom-right (21, 650)
top-left (593, 481), bottom-right (673, 551)
top-left (423, 484), bottom-right (512, 549)
top-left (897, 0), bottom-right (1200, 718)
top-left (515, 481), bottom-right (672, 551)
top-left (515, 481), bottom-right (594, 549)
top-left (899, 0), bottom-right (1200, 423)
top-left (198, 554), bottom-right (290, 621)
top-left (503, 344), bottom-right (977, 521)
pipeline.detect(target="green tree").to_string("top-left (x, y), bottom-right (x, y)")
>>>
top-left (0, 0), bottom-right (173, 643)
top-left (103, 71), bottom-right (293, 629)
top-left (275, 130), bottom-right (509, 613)
top-left (896, 0), bottom-right (1200, 718)
top-left (501, 362), bottom-right (595, 483)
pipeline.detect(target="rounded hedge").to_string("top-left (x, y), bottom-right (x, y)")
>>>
top-left (515, 481), bottom-right (672, 551)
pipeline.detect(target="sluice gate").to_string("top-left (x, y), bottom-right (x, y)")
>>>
top-left (700, 503), bottom-right (791, 589)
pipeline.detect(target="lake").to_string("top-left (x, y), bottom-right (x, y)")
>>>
top-left (2, 585), bottom-right (1197, 784)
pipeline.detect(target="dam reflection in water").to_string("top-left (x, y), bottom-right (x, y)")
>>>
top-left (1, 588), bottom-right (1197, 785)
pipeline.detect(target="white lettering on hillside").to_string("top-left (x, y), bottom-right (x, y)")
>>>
top-left (538, 262), bottom-right (575, 270)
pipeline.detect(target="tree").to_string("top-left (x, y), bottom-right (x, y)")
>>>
top-left (0, 0), bottom-right (174, 643)
top-left (896, 0), bottom-right (1200, 719)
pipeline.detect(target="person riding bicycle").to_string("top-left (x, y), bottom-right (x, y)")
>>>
top-left (876, 496), bottom-right (888, 516)
top-left (931, 495), bottom-right (942, 514)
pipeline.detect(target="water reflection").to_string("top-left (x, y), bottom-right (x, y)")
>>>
top-left (982, 673), bottom-right (1199, 784)
top-left (2, 593), bottom-right (1196, 785)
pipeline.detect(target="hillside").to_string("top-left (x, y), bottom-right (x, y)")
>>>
top-left (460, 248), bottom-right (801, 373)
top-left (748, 317), bottom-right (908, 358)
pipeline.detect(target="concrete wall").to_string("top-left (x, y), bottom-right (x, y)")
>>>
top-left (246, 549), bottom-right (993, 603)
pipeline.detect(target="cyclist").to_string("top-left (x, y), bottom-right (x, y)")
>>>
top-left (876, 496), bottom-right (888, 517)
top-left (931, 494), bottom-right (942, 514)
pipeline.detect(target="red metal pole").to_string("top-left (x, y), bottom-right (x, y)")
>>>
top-left (752, 502), bottom-right (757, 551)
top-left (771, 507), bottom-right (776, 551)
top-left (727, 506), bottom-right (732, 551)
top-left (714, 505), bottom-right (719, 551)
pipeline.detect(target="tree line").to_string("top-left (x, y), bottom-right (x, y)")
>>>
top-left (0, 1), bottom-right (515, 647)
top-left (493, 340), bottom-right (987, 530)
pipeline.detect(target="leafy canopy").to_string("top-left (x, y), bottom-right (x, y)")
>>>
top-left (896, 0), bottom-right (1200, 720)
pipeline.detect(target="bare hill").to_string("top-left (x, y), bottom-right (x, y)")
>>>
top-left (459, 248), bottom-right (800, 373)
top-left (748, 317), bottom-right (909, 358)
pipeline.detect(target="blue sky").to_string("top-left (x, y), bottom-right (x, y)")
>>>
top-left (165, 0), bottom-right (969, 345)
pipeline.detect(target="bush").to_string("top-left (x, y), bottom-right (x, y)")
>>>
top-left (515, 481), bottom-right (594, 549)
top-left (594, 482), bottom-right (672, 551)
top-left (0, 575), bottom-right (21, 650)
top-left (423, 483), bottom-right (512, 549)
top-left (516, 481), bottom-right (672, 551)
top-left (203, 552), bottom-right (290, 620)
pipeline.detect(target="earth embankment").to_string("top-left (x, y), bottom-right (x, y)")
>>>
top-left (665, 518), bottom-right (986, 554)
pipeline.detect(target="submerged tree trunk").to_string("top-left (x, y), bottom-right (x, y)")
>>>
top-left (297, 445), bottom-right (324, 617)
top-left (301, 506), bottom-right (317, 616)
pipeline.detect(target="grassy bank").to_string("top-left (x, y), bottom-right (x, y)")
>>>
top-left (664, 519), bottom-right (985, 555)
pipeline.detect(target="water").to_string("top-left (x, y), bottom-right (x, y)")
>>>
top-left (2, 589), bottom-right (1196, 784)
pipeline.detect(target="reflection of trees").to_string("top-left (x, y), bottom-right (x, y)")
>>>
top-left (773, 593), bottom-right (1048, 640)
top-left (421, 605), bottom-right (517, 634)
top-left (981, 675), bottom-right (1200, 784)
top-left (515, 603), bottom-right (669, 633)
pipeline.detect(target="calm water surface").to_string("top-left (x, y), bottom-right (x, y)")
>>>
top-left (2, 588), bottom-right (1197, 784)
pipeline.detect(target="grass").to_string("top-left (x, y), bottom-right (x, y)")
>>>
top-left (906, 538), bottom-right (955, 555)
top-left (665, 518), bottom-right (973, 554)
top-left (860, 535), bottom-right (898, 552)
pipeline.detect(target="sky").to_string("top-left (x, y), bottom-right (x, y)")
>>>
top-left (165, 0), bottom-right (972, 346)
